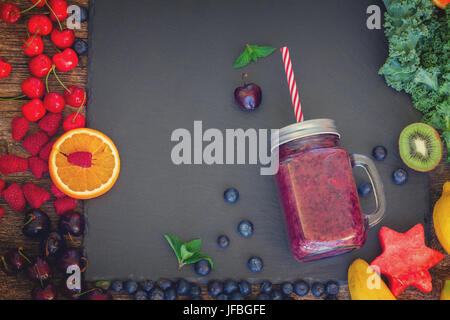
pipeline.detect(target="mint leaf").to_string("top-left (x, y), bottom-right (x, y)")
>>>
top-left (184, 239), bottom-right (202, 253)
top-left (180, 244), bottom-right (194, 260)
top-left (163, 233), bottom-right (183, 263)
top-left (250, 46), bottom-right (276, 58)
top-left (233, 44), bottom-right (277, 68)
top-left (233, 48), bottom-right (251, 69)
top-left (184, 252), bottom-right (215, 270)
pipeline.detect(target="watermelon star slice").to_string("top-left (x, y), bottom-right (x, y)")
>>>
top-left (370, 224), bottom-right (444, 297)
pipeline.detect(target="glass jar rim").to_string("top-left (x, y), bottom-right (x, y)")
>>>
top-left (271, 119), bottom-right (340, 153)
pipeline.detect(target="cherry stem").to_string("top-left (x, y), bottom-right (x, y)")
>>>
top-left (13, 0), bottom-right (43, 15)
top-left (80, 257), bottom-right (88, 273)
top-left (44, 0), bottom-right (63, 31)
top-left (74, 288), bottom-right (97, 298)
top-left (18, 247), bottom-right (32, 264)
top-left (72, 93), bottom-right (86, 123)
top-left (24, 215), bottom-right (36, 226)
top-left (23, 28), bottom-right (40, 50)
top-left (1, 256), bottom-right (7, 269)
top-left (67, 232), bottom-right (73, 243)
top-left (35, 265), bottom-right (44, 289)
top-left (242, 73), bottom-right (248, 86)
top-left (45, 241), bottom-right (50, 257)
top-left (52, 66), bottom-right (71, 93)
top-left (45, 67), bottom-right (53, 93)
top-left (0, 95), bottom-right (28, 101)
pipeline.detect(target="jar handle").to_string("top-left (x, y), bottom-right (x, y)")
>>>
top-left (351, 154), bottom-right (387, 228)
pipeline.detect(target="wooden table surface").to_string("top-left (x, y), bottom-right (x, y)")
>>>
top-left (0, 0), bottom-right (448, 300)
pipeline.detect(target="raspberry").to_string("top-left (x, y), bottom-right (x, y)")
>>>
top-left (51, 183), bottom-right (66, 198)
top-left (0, 179), bottom-right (5, 196)
top-left (0, 155), bottom-right (29, 175)
top-left (28, 157), bottom-right (49, 179)
top-left (39, 141), bottom-right (55, 161)
top-left (38, 112), bottom-right (62, 136)
top-left (22, 131), bottom-right (49, 156)
top-left (22, 183), bottom-right (51, 209)
top-left (3, 184), bottom-right (26, 212)
top-left (67, 152), bottom-right (92, 168)
top-left (11, 117), bottom-right (30, 141)
top-left (54, 197), bottom-right (77, 215)
top-left (0, 207), bottom-right (4, 219)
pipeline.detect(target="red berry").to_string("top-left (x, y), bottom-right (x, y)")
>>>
top-left (22, 77), bottom-right (45, 99)
top-left (0, 3), bottom-right (21, 24)
top-left (63, 113), bottom-right (85, 132)
top-left (0, 207), bottom-right (4, 219)
top-left (27, 15), bottom-right (53, 36)
top-left (64, 85), bottom-right (85, 107)
top-left (53, 48), bottom-right (78, 72)
top-left (38, 112), bottom-right (62, 136)
top-left (22, 183), bottom-right (51, 209)
top-left (39, 141), bottom-right (55, 161)
top-left (48, 0), bottom-right (68, 23)
top-left (67, 152), bottom-right (92, 168)
top-left (11, 117), bottom-right (30, 141)
top-left (29, 54), bottom-right (52, 78)
top-left (51, 183), bottom-right (66, 198)
top-left (30, 0), bottom-right (45, 8)
top-left (22, 131), bottom-right (49, 156)
top-left (0, 180), bottom-right (5, 196)
top-left (22, 99), bottom-right (46, 122)
top-left (0, 155), bottom-right (29, 175)
top-left (28, 156), bottom-right (49, 179)
top-left (50, 29), bottom-right (75, 49)
top-left (43, 92), bottom-right (65, 113)
top-left (22, 35), bottom-right (44, 57)
top-left (3, 184), bottom-right (26, 213)
top-left (0, 57), bottom-right (12, 79)
top-left (54, 197), bottom-right (77, 216)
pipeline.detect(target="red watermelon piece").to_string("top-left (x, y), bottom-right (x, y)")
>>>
top-left (371, 224), bottom-right (444, 297)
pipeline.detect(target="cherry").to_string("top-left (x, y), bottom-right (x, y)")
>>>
top-left (6, 248), bottom-right (32, 273)
top-left (234, 73), bottom-right (262, 111)
top-left (22, 77), bottom-right (45, 99)
top-left (0, 3), bottom-right (21, 24)
top-left (22, 34), bottom-right (44, 57)
top-left (27, 256), bottom-right (52, 283)
top-left (40, 232), bottom-right (65, 258)
top-left (51, 29), bottom-right (75, 49)
top-left (23, 209), bottom-right (51, 239)
top-left (56, 247), bottom-right (86, 273)
top-left (86, 289), bottom-right (113, 300)
top-left (29, 54), bottom-right (52, 78)
top-left (59, 211), bottom-right (85, 237)
top-left (27, 14), bottom-right (53, 36)
top-left (22, 99), bottom-right (46, 122)
top-left (53, 48), bottom-right (78, 72)
top-left (43, 92), bottom-right (65, 113)
top-left (47, 0), bottom-right (68, 23)
top-left (64, 85), bottom-right (86, 107)
top-left (63, 112), bottom-right (85, 132)
top-left (30, 0), bottom-right (46, 8)
top-left (32, 284), bottom-right (57, 300)
top-left (0, 57), bottom-right (12, 79)
top-left (0, 255), bottom-right (15, 275)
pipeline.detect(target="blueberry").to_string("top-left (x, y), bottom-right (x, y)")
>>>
top-left (393, 168), bottom-right (408, 185)
top-left (229, 291), bottom-right (244, 300)
top-left (141, 280), bottom-right (155, 293)
top-left (358, 182), bottom-right (373, 197)
top-left (224, 188), bottom-right (239, 203)
top-left (223, 279), bottom-right (238, 294)
top-left (149, 288), bottom-right (165, 300)
top-left (257, 293), bottom-right (271, 300)
top-left (78, 6), bottom-right (88, 22)
top-left (217, 235), bottom-right (230, 248)
top-left (110, 280), bottom-right (123, 293)
top-left (134, 290), bottom-right (148, 300)
top-left (325, 294), bottom-right (337, 300)
top-left (190, 284), bottom-right (202, 296)
top-left (293, 280), bottom-right (309, 296)
top-left (248, 256), bottom-right (263, 272)
top-left (72, 40), bottom-right (88, 56)
top-left (325, 280), bottom-right (340, 295)
top-left (194, 260), bottom-right (211, 276)
top-left (176, 279), bottom-right (191, 295)
top-left (124, 280), bottom-right (138, 295)
top-left (217, 293), bottom-right (229, 300)
top-left (238, 220), bottom-right (254, 238)
top-left (372, 146), bottom-right (387, 161)
top-left (207, 280), bottom-right (223, 297)
top-left (281, 282), bottom-right (294, 296)
top-left (190, 295), bottom-right (203, 300)
top-left (165, 287), bottom-right (178, 300)
top-left (271, 289), bottom-right (284, 300)
top-left (157, 278), bottom-right (173, 291)
top-left (311, 282), bottom-right (326, 297)
top-left (238, 280), bottom-right (252, 296)
top-left (259, 281), bottom-right (273, 294)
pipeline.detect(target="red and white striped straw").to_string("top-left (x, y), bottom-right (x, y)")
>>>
top-left (281, 46), bottom-right (304, 123)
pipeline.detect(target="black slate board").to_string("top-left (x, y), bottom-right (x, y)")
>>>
top-left (84, 0), bottom-right (429, 283)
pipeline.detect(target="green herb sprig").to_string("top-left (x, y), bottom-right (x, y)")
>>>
top-left (233, 44), bottom-right (277, 69)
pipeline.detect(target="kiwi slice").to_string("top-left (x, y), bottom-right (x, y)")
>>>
top-left (399, 123), bottom-right (442, 172)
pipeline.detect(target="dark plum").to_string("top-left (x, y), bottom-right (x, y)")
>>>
top-left (56, 247), bottom-right (86, 273)
top-left (58, 211), bottom-right (85, 237)
top-left (22, 209), bottom-right (50, 238)
top-left (40, 232), bottom-right (65, 258)
top-left (234, 74), bottom-right (262, 111)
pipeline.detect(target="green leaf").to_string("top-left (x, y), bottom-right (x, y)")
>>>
top-left (180, 244), bottom-right (194, 260)
top-left (233, 45), bottom-right (277, 68)
top-left (183, 252), bottom-right (215, 270)
top-left (184, 238), bottom-right (202, 253)
top-left (163, 233), bottom-right (183, 263)
top-left (414, 68), bottom-right (440, 90)
top-left (233, 48), bottom-right (251, 69)
top-left (250, 46), bottom-right (277, 58)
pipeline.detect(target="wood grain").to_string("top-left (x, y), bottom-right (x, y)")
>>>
top-left (0, 0), bottom-right (448, 300)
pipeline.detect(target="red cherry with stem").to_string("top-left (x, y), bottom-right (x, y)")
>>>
top-left (47, 0), bottom-right (68, 24)
top-left (22, 33), bottom-right (44, 57)
top-left (30, 0), bottom-right (46, 8)
top-left (64, 85), bottom-right (85, 108)
top-left (22, 77), bottom-right (45, 99)
top-left (32, 284), bottom-right (57, 300)
top-left (22, 99), bottom-right (46, 122)
top-left (0, 57), bottom-right (12, 79)
top-left (43, 92), bottom-right (65, 113)
top-left (27, 15), bottom-right (53, 36)
top-left (63, 112), bottom-right (85, 132)
top-left (50, 29), bottom-right (75, 49)
top-left (0, 3), bottom-right (21, 24)
top-left (29, 54), bottom-right (52, 78)
top-left (53, 48), bottom-right (78, 72)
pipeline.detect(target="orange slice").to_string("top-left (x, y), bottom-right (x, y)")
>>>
top-left (49, 128), bottom-right (120, 199)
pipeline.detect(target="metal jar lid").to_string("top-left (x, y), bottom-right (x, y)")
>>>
top-left (271, 119), bottom-right (340, 153)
